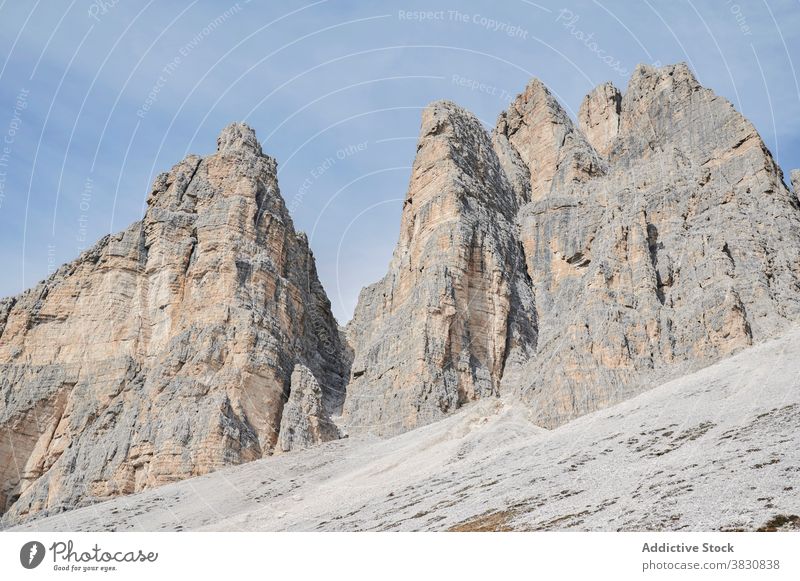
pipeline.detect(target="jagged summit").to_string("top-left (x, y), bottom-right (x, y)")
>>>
top-left (216, 121), bottom-right (263, 156)
top-left (0, 124), bottom-right (346, 525)
top-left (578, 81), bottom-right (621, 157)
top-left (345, 61), bottom-right (800, 431)
top-left (343, 95), bottom-right (536, 435)
top-left (3, 64), bottom-right (800, 526)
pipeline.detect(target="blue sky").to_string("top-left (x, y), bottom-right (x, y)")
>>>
top-left (1, 0), bottom-right (798, 322)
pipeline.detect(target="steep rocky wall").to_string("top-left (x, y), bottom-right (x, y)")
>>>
top-left (504, 64), bottom-right (800, 426)
top-left (0, 124), bottom-right (347, 524)
top-left (344, 63), bottom-right (800, 433)
top-left (343, 102), bottom-right (537, 435)
top-left (4, 63), bottom-right (800, 526)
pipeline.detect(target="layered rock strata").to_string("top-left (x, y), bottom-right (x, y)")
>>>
top-left (0, 124), bottom-right (347, 523)
top-left (343, 102), bottom-right (537, 435)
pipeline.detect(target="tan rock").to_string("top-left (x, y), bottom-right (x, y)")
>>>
top-left (342, 102), bottom-right (537, 436)
top-left (578, 82), bottom-right (622, 156)
top-left (0, 124), bottom-right (347, 524)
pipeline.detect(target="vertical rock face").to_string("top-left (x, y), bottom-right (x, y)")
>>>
top-left (0, 124), bottom-right (347, 523)
top-left (578, 82), bottom-right (622, 157)
top-left (504, 63), bottom-right (800, 426)
top-left (791, 169), bottom-right (800, 198)
top-left (277, 365), bottom-right (340, 453)
top-left (493, 79), bottom-right (605, 205)
top-left (3, 63), bottom-right (800, 526)
top-left (344, 63), bottom-right (800, 434)
top-left (343, 102), bottom-right (537, 435)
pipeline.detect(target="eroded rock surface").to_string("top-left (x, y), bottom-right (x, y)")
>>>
top-left (15, 327), bottom-right (800, 532)
top-left (345, 63), bottom-right (800, 433)
top-left (343, 102), bottom-right (537, 435)
top-left (0, 124), bottom-right (347, 524)
top-left (504, 64), bottom-right (800, 427)
top-left (578, 82), bottom-right (621, 157)
top-left (4, 63), bottom-right (800, 527)
top-left (277, 365), bottom-right (341, 453)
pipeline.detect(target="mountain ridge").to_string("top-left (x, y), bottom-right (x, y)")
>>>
top-left (11, 323), bottom-right (800, 532)
top-left (2, 62), bottom-right (800, 526)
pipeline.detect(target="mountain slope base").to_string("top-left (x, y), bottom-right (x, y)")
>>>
top-left (12, 327), bottom-right (800, 532)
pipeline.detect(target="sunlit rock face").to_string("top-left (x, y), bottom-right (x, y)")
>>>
top-left (4, 63), bottom-right (800, 527)
top-left (0, 123), bottom-right (347, 524)
top-left (347, 63), bottom-right (800, 432)
top-left (343, 101), bottom-right (537, 436)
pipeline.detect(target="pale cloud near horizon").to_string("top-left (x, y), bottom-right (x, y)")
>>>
top-left (0, 0), bottom-right (798, 322)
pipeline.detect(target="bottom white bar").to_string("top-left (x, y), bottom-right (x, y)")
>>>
top-left (1, 532), bottom-right (797, 580)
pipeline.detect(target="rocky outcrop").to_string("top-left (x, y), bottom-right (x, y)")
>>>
top-left (4, 63), bottom-right (800, 527)
top-left (578, 82), bottom-right (621, 157)
top-left (277, 365), bottom-right (341, 453)
top-left (493, 79), bottom-right (606, 205)
top-left (505, 63), bottom-right (800, 426)
top-left (791, 169), bottom-right (800, 198)
top-left (0, 124), bottom-right (347, 524)
top-left (342, 102), bottom-right (537, 436)
top-left (342, 63), bottom-right (800, 433)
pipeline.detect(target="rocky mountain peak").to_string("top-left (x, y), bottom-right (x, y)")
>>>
top-left (625, 62), bottom-right (700, 101)
top-left (343, 95), bottom-right (536, 436)
top-left (216, 121), bottom-right (263, 157)
top-left (0, 125), bottom-right (346, 524)
top-left (493, 76), bottom-right (602, 204)
top-left (4, 62), bottom-right (800, 527)
top-left (578, 82), bottom-right (621, 157)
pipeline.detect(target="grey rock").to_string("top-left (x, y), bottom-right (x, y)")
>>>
top-left (4, 62), bottom-right (800, 529)
top-left (507, 63), bottom-right (800, 426)
top-left (0, 124), bottom-right (347, 525)
top-left (277, 365), bottom-right (341, 453)
top-left (342, 101), bottom-right (537, 436)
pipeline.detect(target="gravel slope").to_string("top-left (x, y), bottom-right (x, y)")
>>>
top-left (11, 329), bottom-right (800, 532)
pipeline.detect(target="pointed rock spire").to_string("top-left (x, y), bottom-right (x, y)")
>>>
top-left (0, 125), bottom-right (346, 524)
top-left (343, 100), bottom-right (536, 436)
top-left (578, 82), bottom-right (621, 157)
top-left (493, 78), bottom-right (603, 205)
top-left (216, 122), bottom-right (263, 156)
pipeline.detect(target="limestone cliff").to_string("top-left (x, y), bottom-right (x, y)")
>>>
top-left (504, 63), bottom-right (800, 426)
top-left (345, 63), bottom-right (800, 432)
top-left (3, 63), bottom-right (800, 526)
top-left (0, 124), bottom-right (347, 524)
top-left (343, 102), bottom-right (537, 435)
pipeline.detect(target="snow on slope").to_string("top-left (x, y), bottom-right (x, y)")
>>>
top-left (11, 329), bottom-right (800, 532)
